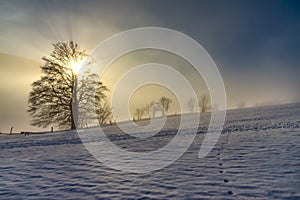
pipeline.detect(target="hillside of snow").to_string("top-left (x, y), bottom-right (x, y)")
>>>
top-left (1, 103), bottom-right (300, 199)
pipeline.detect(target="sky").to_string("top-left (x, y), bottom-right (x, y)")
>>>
top-left (0, 0), bottom-right (299, 132)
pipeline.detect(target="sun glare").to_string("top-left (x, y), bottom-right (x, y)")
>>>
top-left (70, 60), bottom-right (84, 74)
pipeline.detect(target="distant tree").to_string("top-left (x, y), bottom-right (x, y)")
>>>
top-left (187, 98), bottom-right (196, 113)
top-left (212, 103), bottom-right (219, 111)
top-left (159, 96), bottom-right (172, 115)
top-left (199, 95), bottom-right (210, 113)
top-left (134, 107), bottom-right (146, 121)
top-left (28, 41), bottom-right (109, 129)
top-left (144, 101), bottom-right (156, 116)
top-left (238, 101), bottom-right (246, 108)
top-left (96, 101), bottom-right (112, 125)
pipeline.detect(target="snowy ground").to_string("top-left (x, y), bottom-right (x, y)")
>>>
top-left (1, 103), bottom-right (300, 199)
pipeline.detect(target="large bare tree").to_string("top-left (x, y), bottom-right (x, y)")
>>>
top-left (28, 41), bottom-right (109, 129)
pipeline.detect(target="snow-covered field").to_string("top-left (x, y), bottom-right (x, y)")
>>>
top-left (1, 103), bottom-right (300, 199)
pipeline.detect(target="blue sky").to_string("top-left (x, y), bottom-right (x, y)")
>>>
top-left (0, 0), bottom-right (299, 131)
top-left (1, 0), bottom-right (299, 66)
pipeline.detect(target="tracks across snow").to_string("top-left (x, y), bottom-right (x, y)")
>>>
top-left (0, 103), bottom-right (300, 199)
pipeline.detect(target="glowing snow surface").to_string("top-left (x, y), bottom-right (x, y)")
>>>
top-left (1, 103), bottom-right (299, 199)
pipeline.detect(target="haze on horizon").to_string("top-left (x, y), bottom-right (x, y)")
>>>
top-left (0, 0), bottom-right (299, 132)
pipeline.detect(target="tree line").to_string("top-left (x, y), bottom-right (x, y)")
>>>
top-left (133, 95), bottom-right (212, 121)
top-left (133, 96), bottom-right (172, 121)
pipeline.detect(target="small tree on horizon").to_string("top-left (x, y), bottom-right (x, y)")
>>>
top-left (159, 96), bottom-right (172, 116)
top-left (199, 95), bottom-right (210, 113)
top-left (28, 41), bottom-right (109, 129)
top-left (187, 98), bottom-right (196, 113)
top-left (134, 107), bottom-right (146, 121)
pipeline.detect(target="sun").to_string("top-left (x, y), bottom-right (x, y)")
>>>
top-left (70, 60), bottom-right (84, 74)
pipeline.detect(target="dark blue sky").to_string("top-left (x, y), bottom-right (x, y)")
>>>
top-left (1, 0), bottom-right (300, 67)
top-left (2, 0), bottom-right (300, 65)
top-left (134, 0), bottom-right (300, 71)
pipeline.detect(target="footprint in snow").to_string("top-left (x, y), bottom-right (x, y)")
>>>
top-left (227, 191), bottom-right (234, 195)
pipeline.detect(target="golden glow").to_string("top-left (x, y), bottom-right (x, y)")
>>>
top-left (70, 60), bottom-right (84, 74)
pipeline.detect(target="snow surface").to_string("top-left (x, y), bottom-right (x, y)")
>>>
top-left (1, 103), bottom-right (300, 199)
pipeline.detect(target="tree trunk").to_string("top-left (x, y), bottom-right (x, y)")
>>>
top-left (71, 75), bottom-right (78, 129)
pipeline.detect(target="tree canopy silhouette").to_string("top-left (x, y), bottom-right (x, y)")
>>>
top-left (28, 41), bottom-right (109, 129)
top-left (187, 98), bottom-right (196, 113)
top-left (199, 95), bottom-right (210, 113)
top-left (159, 96), bottom-right (172, 115)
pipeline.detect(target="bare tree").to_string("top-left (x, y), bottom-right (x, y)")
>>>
top-left (144, 101), bottom-right (156, 117)
top-left (28, 41), bottom-right (108, 129)
top-left (134, 107), bottom-right (146, 121)
top-left (159, 96), bottom-right (172, 115)
top-left (199, 95), bottom-right (210, 113)
top-left (187, 98), bottom-right (196, 113)
top-left (97, 101), bottom-right (112, 125)
top-left (238, 101), bottom-right (246, 108)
